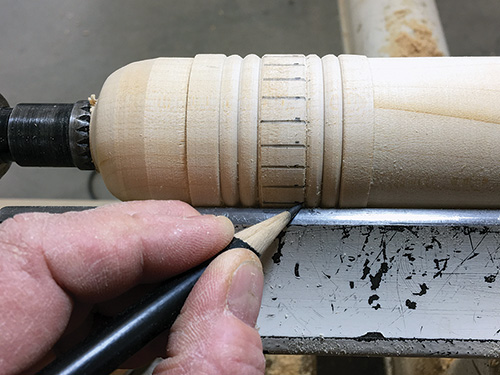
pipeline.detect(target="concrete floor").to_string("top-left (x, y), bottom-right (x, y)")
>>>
top-left (0, 0), bottom-right (499, 200)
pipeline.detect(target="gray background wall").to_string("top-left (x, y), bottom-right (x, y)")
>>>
top-left (0, 0), bottom-right (499, 200)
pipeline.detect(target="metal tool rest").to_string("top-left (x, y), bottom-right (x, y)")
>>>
top-left (2, 206), bottom-right (500, 358)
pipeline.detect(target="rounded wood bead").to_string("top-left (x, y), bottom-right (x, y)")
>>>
top-left (90, 54), bottom-right (500, 208)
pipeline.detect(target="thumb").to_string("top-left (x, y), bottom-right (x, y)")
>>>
top-left (155, 249), bottom-right (265, 375)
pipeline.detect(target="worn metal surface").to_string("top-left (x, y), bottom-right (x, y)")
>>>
top-left (200, 208), bottom-right (500, 226)
top-left (3, 206), bottom-right (500, 357)
top-left (202, 208), bottom-right (500, 357)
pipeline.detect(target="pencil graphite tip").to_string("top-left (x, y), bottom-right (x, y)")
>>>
top-left (287, 204), bottom-right (302, 222)
top-left (233, 204), bottom-right (302, 255)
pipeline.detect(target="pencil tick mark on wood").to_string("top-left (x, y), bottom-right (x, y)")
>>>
top-left (261, 96), bottom-right (306, 100)
top-left (262, 77), bottom-right (305, 81)
top-left (260, 119), bottom-right (306, 124)
top-left (261, 144), bottom-right (306, 148)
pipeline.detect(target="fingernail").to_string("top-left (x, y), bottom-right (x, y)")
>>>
top-left (226, 261), bottom-right (264, 327)
top-left (215, 215), bottom-right (234, 234)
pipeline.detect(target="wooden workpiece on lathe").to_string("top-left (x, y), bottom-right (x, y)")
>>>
top-left (89, 54), bottom-right (500, 208)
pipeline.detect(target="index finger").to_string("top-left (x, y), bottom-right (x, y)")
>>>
top-left (0, 200), bottom-right (234, 374)
top-left (2, 200), bottom-right (234, 302)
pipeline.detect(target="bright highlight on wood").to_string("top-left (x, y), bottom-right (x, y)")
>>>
top-left (90, 54), bottom-right (500, 208)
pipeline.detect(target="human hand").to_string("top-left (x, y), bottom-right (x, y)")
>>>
top-left (0, 200), bottom-right (265, 375)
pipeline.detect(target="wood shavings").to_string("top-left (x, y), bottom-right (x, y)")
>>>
top-left (383, 8), bottom-right (444, 57)
top-left (88, 94), bottom-right (98, 112)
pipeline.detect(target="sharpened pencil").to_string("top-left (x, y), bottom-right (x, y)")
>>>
top-left (36, 204), bottom-right (301, 375)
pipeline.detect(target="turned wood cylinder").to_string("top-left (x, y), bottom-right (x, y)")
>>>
top-left (90, 54), bottom-right (500, 208)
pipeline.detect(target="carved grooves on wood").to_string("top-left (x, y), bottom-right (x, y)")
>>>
top-left (90, 54), bottom-right (352, 207)
top-left (91, 54), bottom-right (500, 208)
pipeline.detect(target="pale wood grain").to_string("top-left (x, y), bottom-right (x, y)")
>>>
top-left (90, 54), bottom-right (500, 208)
